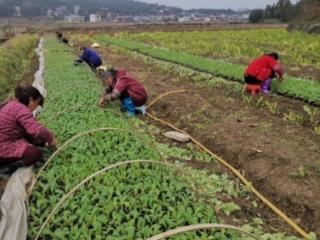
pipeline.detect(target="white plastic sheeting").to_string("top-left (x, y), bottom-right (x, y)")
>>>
top-left (33, 37), bottom-right (46, 97)
top-left (33, 37), bottom-right (46, 117)
top-left (0, 37), bottom-right (46, 240)
top-left (0, 167), bottom-right (33, 240)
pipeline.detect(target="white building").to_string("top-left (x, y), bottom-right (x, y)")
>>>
top-left (74, 5), bottom-right (80, 15)
top-left (90, 14), bottom-right (102, 23)
top-left (65, 15), bottom-right (85, 23)
top-left (14, 6), bottom-right (22, 17)
top-left (241, 13), bottom-right (250, 20)
top-left (114, 16), bottom-right (134, 23)
top-left (178, 17), bottom-right (191, 23)
top-left (47, 9), bottom-right (54, 18)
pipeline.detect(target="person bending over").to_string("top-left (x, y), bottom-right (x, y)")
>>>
top-left (75, 47), bottom-right (102, 70)
top-left (244, 52), bottom-right (284, 94)
top-left (0, 86), bottom-right (57, 172)
top-left (99, 69), bottom-right (147, 116)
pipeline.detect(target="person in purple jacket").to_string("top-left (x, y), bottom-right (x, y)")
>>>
top-left (0, 86), bottom-right (57, 172)
top-left (75, 47), bottom-right (102, 69)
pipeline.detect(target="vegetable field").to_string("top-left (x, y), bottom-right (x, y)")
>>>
top-left (26, 36), bottom-right (311, 240)
top-left (95, 34), bottom-right (320, 106)
top-left (0, 25), bottom-right (319, 240)
top-left (28, 37), bottom-right (253, 240)
top-left (116, 29), bottom-right (320, 70)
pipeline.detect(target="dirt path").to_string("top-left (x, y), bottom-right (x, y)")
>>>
top-left (97, 46), bottom-right (320, 236)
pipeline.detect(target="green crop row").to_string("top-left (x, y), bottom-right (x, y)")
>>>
top-left (117, 29), bottom-right (320, 70)
top-left (0, 35), bottom-right (38, 101)
top-left (28, 36), bottom-right (308, 240)
top-left (95, 35), bottom-right (320, 106)
top-left (28, 37), bottom-right (228, 240)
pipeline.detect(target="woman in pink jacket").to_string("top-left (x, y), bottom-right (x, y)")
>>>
top-left (0, 86), bottom-right (56, 172)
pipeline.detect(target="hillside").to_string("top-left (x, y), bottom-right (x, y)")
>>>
top-left (0, 0), bottom-right (182, 17)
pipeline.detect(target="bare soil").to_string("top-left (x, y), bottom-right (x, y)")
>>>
top-left (97, 46), bottom-right (320, 237)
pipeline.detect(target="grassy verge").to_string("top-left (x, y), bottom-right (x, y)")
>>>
top-left (0, 35), bottom-right (38, 101)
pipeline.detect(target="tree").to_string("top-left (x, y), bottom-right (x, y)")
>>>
top-left (264, 4), bottom-right (276, 19)
top-left (295, 0), bottom-right (320, 21)
top-left (249, 9), bottom-right (264, 23)
top-left (274, 0), bottom-right (295, 22)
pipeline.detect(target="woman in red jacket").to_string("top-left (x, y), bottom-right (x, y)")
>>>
top-left (98, 68), bottom-right (147, 116)
top-left (245, 52), bottom-right (284, 94)
top-left (0, 86), bottom-right (56, 172)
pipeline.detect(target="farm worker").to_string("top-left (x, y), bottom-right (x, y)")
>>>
top-left (56, 31), bottom-right (63, 40)
top-left (99, 68), bottom-right (147, 116)
top-left (56, 31), bottom-right (69, 44)
top-left (0, 86), bottom-right (57, 173)
top-left (62, 37), bottom-right (69, 44)
top-left (244, 52), bottom-right (284, 94)
top-left (75, 47), bottom-right (102, 69)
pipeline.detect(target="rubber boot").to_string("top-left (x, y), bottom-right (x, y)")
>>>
top-left (135, 105), bottom-right (146, 115)
top-left (262, 78), bottom-right (272, 94)
top-left (121, 97), bottom-right (136, 117)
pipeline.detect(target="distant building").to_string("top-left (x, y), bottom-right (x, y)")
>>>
top-left (65, 15), bottom-right (85, 23)
top-left (161, 15), bottom-right (177, 22)
top-left (74, 5), bottom-right (80, 15)
top-left (55, 6), bottom-right (68, 18)
top-left (47, 9), bottom-right (54, 18)
top-left (178, 17), bottom-right (191, 23)
top-left (114, 16), bottom-right (134, 23)
top-left (90, 14), bottom-right (102, 23)
top-left (14, 6), bottom-right (21, 17)
top-left (241, 13), bottom-right (250, 20)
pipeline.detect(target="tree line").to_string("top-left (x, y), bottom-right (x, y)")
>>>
top-left (249, 0), bottom-right (320, 23)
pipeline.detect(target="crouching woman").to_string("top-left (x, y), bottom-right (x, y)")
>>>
top-left (0, 86), bottom-right (56, 172)
top-left (99, 69), bottom-right (147, 116)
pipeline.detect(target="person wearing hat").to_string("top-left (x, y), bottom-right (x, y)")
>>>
top-left (99, 69), bottom-right (147, 116)
top-left (244, 52), bottom-right (284, 94)
top-left (75, 47), bottom-right (102, 70)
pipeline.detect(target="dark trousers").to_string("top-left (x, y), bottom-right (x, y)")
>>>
top-left (86, 60), bottom-right (102, 69)
top-left (0, 144), bottom-right (43, 171)
top-left (244, 75), bottom-right (263, 85)
top-left (245, 71), bottom-right (275, 85)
